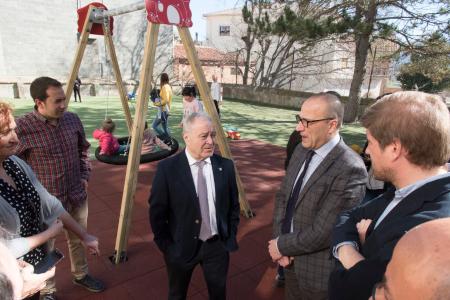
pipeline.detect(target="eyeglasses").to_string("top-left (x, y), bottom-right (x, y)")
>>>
top-left (295, 115), bottom-right (335, 128)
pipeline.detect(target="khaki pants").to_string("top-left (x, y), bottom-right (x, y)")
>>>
top-left (42, 199), bottom-right (89, 294)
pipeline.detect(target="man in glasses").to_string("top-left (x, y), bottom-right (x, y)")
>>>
top-left (329, 91), bottom-right (450, 300)
top-left (269, 92), bottom-right (367, 299)
top-left (372, 218), bottom-right (450, 300)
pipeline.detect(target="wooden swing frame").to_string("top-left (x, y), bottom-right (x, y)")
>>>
top-left (65, 3), bottom-right (253, 265)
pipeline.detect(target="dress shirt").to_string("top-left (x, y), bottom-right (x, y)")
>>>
top-left (375, 172), bottom-right (450, 228)
top-left (185, 150), bottom-right (218, 236)
top-left (291, 134), bottom-right (341, 196)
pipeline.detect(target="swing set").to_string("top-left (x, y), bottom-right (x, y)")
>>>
top-left (65, 0), bottom-right (253, 264)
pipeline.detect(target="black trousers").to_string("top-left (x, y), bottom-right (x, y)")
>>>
top-left (74, 87), bottom-right (81, 102)
top-left (164, 237), bottom-right (229, 300)
top-left (213, 100), bottom-right (220, 117)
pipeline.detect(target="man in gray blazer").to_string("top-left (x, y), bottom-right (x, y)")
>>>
top-left (269, 93), bottom-right (367, 299)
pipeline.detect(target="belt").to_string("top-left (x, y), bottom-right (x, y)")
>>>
top-left (205, 235), bottom-right (219, 243)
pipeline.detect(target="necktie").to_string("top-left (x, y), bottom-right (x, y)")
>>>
top-left (281, 150), bottom-right (315, 234)
top-left (196, 160), bottom-right (212, 241)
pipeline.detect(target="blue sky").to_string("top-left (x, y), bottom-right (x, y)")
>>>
top-left (188, 0), bottom-right (240, 41)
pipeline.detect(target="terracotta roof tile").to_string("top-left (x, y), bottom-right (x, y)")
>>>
top-left (174, 44), bottom-right (243, 65)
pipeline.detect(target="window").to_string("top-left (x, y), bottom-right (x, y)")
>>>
top-left (340, 58), bottom-right (349, 68)
top-left (230, 67), bottom-right (241, 75)
top-left (219, 25), bottom-right (230, 36)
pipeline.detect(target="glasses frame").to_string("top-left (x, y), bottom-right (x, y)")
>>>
top-left (295, 115), bottom-right (335, 128)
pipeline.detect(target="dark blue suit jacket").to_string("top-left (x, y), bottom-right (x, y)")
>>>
top-left (329, 175), bottom-right (450, 300)
top-left (149, 150), bottom-right (240, 263)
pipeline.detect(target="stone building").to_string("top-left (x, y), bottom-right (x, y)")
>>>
top-left (0, 0), bottom-right (174, 98)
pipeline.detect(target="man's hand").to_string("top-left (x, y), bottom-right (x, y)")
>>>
top-left (277, 256), bottom-right (293, 267)
top-left (337, 244), bottom-right (365, 269)
top-left (81, 179), bottom-right (88, 191)
top-left (19, 261), bottom-right (55, 299)
top-left (356, 219), bottom-right (372, 245)
top-left (268, 239), bottom-right (282, 261)
top-left (82, 234), bottom-right (100, 256)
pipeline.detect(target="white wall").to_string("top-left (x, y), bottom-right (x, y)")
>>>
top-left (204, 9), bottom-right (245, 52)
top-left (0, 0), bottom-right (174, 97)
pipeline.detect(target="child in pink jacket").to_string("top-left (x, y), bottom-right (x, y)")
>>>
top-left (93, 119), bottom-right (128, 155)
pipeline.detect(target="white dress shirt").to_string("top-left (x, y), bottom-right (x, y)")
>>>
top-left (185, 150), bottom-right (218, 236)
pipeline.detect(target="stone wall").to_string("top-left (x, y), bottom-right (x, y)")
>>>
top-left (223, 84), bottom-right (376, 116)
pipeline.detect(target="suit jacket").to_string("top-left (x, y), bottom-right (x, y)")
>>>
top-left (273, 139), bottom-right (367, 292)
top-left (149, 150), bottom-right (240, 263)
top-left (329, 175), bottom-right (450, 300)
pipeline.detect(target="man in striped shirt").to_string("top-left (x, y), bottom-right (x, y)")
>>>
top-left (16, 77), bottom-right (105, 300)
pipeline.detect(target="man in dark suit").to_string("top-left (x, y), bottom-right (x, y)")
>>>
top-left (269, 93), bottom-right (367, 299)
top-left (330, 91), bottom-right (450, 300)
top-left (149, 112), bottom-right (240, 300)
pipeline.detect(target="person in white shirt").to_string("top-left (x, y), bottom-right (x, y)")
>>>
top-left (210, 75), bottom-right (222, 118)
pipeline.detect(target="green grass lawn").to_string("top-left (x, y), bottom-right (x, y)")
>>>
top-left (5, 96), bottom-right (366, 158)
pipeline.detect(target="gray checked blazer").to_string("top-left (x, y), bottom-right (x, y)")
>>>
top-left (273, 138), bottom-right (367, 293)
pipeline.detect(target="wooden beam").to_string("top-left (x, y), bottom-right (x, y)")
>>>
top-left (65, 5), bottom-right (95, 106)
top-left (113, 22), bottom-right (160, 264)
top-left (177, 27), bottom-right (253, 218)
top-left (102, 21), bottom-right (133, 133)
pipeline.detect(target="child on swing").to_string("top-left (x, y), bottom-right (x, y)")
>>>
top-left (93, 118), bottom-right (129, 155)
top-left (141, 121), bottom-right (171, 154)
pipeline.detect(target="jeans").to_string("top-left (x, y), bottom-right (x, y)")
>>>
top-left (152, 110), bottom-right (170, 137)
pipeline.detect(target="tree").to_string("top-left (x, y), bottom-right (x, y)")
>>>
top-left (240, 1), bottom-right (349, 88)
top-left (343, 1), bottom-right (448, 121)
top-left (397, 33), bottom-right (450, 92)
top-left (276, 0), bottom-right (449, 122)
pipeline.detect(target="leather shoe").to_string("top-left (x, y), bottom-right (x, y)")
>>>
top-left (73, 274), bottom-right (105, 293)
top-left (40, 293), bottom-right (57, 300)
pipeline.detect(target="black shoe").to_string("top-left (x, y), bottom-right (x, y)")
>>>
top-left (40, 293), bottom-right (57, 300)
top-left (73, 274), bottom-right (105, 293)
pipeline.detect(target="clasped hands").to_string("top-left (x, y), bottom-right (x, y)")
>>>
top-left (268, 219), bottom-right (372, 269)
top-left (268, 239), bottom-right (293, 267)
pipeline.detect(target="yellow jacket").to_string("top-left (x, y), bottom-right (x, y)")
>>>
top-left (154, 84), bottom-right (172, 112)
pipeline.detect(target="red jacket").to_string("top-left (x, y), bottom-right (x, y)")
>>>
top-left (93, 129), bottom-right (119, 155)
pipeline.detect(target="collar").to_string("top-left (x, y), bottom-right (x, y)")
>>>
top-left (32, 109), bottom-right (60, 125)
top-left (33, 109), bottom-right (49, 123)
top-left (314, 133), bottom-right (340, 159)
top-left (185, 149), bottom-right (212, 166)
top-left (395, 172), bottom-right (450, 199)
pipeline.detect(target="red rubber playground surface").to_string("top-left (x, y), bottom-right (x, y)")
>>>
top-left (52, 139), bottom-right (286, 299)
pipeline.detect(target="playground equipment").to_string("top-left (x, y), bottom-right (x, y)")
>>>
top-left (65, 0), bottom-right (253, 265)
top-left (95, 136), bottom-right (179, 165)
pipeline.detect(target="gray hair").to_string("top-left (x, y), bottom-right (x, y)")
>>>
top-left (308, 92), bottom-right (344, 128)
top-left (182, 112), bottom-right (212, 133)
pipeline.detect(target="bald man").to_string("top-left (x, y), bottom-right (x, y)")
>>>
top-left (372, 218), bottom-right (450, 300)
top-left (270, 92), bottom-right (367, 299)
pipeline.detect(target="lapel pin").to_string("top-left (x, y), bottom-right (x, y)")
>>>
top-left (218, 167), bottom-right (222, 171)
